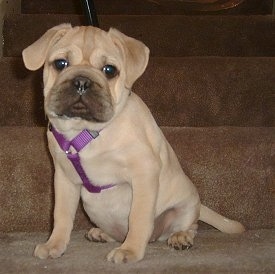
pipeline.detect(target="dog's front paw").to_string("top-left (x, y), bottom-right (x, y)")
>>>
top-left (34, 241), bottom-right (67, 259)
top-left (107, 247), bottom-right (142, 264)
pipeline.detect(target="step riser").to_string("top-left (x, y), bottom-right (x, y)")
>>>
top-left (4, 15), bottom-right (275, 58)
top-left (0, 126), bottom-right (273, 232)
top-left (21, 0), bottom-right (273, 15)
top-left (0, 57), bottom-right (274, 127)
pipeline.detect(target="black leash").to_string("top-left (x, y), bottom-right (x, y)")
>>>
top-left (80, 0), bottom-right (99, 27)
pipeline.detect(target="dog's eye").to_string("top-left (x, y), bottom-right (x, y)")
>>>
top-left (54, 59), bottom-right (69, 71)
top-left (102, 65), bottom-right (118, 79)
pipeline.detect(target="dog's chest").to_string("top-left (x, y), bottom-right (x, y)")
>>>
top-left (52, 139), bottom-right (128, 186)
top-left (53, 141), bottom-right (132, 241)
top-left (81, 183), bottom-right (132, 241)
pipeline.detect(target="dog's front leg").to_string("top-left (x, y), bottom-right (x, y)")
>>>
top-left (34, 165), bottom-right (81, 259)
top-left (107, 168), bottom-right (159, 264)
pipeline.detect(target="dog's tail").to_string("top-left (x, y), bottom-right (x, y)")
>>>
top-left (199, 204), bottom-right (245, 234)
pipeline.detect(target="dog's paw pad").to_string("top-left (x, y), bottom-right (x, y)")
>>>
top-left (86, 228), bottom-right (115, 243)
top-left (107, 248), bottom-right (141, 264)
top-left (168, 231), bottom-right (194, 251)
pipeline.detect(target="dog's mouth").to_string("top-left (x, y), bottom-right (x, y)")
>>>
top-left (63, 98), bottom-right (111, 122)
top-left (46, 76), bottom-right (114, 123)
top-left (68, 100), bottom-right (90, 116)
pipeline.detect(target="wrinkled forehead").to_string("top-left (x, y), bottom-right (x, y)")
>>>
top-left (48, 26), bottom-right (121, 67)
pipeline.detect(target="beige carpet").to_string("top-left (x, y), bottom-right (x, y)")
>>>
top-left (1, 229), bottom-right (274, 273)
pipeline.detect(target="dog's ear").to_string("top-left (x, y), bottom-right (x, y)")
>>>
top-left (108, 28), bottom-right (150, 89)
top-left (22, 24), bottom-right (72, 71)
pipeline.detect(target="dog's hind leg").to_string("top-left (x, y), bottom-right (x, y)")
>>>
top-left (86, 227), bottom-right (116, 243)
top-left (159, 202), bottom-right (200, 250)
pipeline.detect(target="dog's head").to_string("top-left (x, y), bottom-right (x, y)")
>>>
top-left (23, 24), bottom-right (149, 128)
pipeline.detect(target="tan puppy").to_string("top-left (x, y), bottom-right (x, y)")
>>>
top-left (22, 24), bottom-right (245, 264)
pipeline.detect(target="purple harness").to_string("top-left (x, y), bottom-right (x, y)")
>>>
top-left (49, 124), bottom-right (115, 193)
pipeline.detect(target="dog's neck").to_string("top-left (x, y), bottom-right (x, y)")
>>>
top-left (48, 117), bottom-right (108, 140)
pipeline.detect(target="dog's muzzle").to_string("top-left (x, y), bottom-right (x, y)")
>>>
top-left (46, 73), bottom-right (114, 122)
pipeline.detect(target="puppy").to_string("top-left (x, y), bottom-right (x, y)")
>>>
top-left (22, 24), bottom-right (245, 264)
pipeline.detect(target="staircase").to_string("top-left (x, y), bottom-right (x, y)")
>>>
top-left (0, 0), bottom-right (274, 272)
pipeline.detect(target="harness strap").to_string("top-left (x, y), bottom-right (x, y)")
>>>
top-left (49, 123), bottom-right (115, 193)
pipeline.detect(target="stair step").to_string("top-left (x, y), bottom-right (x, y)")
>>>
top-left (0, 126), bottom-right (273, 232)
top-left (21, 0), bottom-right (272, 15)
top-left (1, 57), bottom-right (274, 127)
top-left (0, 58), bottom-right (45, 126)
top-left (1, 230), bottom-right (274, 273)
top-left (4, 14), bottom-right (275, 58)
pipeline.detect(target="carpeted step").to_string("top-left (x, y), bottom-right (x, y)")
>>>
top-left (0, 58), bottom-right (44, 127)
top-left (21, 0), bottom-right (273, 15)
top-left (1, 230), bottom-right (274, 273)
top-left (1, 57), bottom-right (274, 127)
top-left (4, 14), bottom-right (275, 58)
top-left (0, 126), bottom-right (274, 232)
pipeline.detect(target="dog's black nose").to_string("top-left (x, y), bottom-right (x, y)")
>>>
top-left (73, 76), bottom-right (91, 95)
